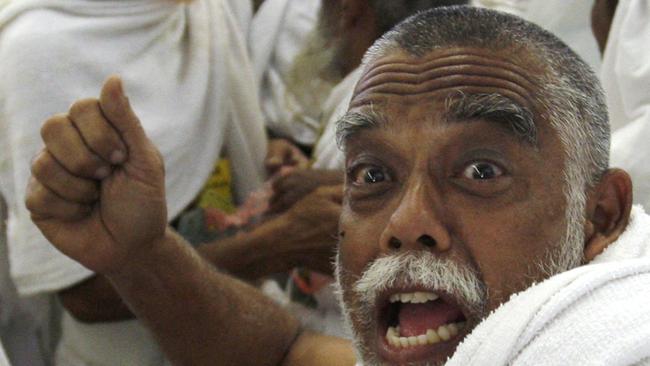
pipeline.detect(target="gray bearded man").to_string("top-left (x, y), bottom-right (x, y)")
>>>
top-left (25, 6), bottom-right (650, 366)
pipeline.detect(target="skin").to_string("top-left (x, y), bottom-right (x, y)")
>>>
top-left (270, 169), bottom-right (344, 213)
top-left (265, 138), bottom-right (310, 175)
top-left (26, 43), bottom-right (632, 364)
top-left (591, 0), bottom-right (619, 54)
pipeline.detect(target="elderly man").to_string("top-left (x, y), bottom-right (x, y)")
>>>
top-left (25, 6), bottom-right (650, 366)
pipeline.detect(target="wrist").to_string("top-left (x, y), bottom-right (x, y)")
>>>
top-left (106, 226), bottom-right (175, 279)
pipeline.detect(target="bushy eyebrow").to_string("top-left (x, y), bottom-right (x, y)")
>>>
top-left (445, 92), bottom-right (537, 145)
top-left (336, 108), bottom-right (388, 149)
top-left (336, 92), bottom-right (537, 149)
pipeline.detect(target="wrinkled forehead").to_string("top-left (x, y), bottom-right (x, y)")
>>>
top-left (339, 46), bottom-right (549, 147)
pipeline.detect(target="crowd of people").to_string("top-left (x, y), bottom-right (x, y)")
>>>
top-left (0, 0), bottom-right (648, 365)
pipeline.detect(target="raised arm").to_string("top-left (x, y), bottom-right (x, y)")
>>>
top-left (25, 76), bottom-right (311, 365)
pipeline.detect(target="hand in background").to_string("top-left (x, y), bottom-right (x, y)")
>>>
top-left (269, 168), bottom-right (343, 214)
top-left (264, 138), bottom-right (310, 175)
top-left (275, 184), bottom-right (343, 275)
top-left (26, 76), bottom-right (167, 274)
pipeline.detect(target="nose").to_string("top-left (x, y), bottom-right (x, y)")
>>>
top-left (379, 180), bottom-right (451, 254)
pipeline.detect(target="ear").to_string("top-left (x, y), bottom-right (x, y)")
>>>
top-left (583, 168), bottom-right (633, 262)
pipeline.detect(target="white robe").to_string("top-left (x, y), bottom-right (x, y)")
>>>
top-left (472, 0), bottom-right (601, 71)
top-left (0, 342), bottom-right (11, 366)
top-left (249, 0), bottom-right (322, 145)
top-left (601, 0), bottom-right (650, 211)
top-left (0, 0), bottom-right (266, 364)
top-left (311, 67), bottom-right (362, 170)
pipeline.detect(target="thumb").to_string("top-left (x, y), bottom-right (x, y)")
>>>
top-left (99, 75), bottom-right (151, 158)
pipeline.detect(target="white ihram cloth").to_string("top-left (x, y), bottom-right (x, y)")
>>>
top-left (446, 205), bottom-right (650, 366)
top-left (0, 0), bottom-right (266, 364)
top-left (249, 0), bottom-right (322, 145)
top-left (601, 0), bottom-right (650, 211)
top-left (472, 0), bottom-right (601, 71)
top-left (311, 67), bottom-right (362, 169)
top-left (0, 342), bottom-right (10, 366)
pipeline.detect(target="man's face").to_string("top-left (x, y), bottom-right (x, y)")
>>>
top-left (336, 47), bottom-right (576, 365)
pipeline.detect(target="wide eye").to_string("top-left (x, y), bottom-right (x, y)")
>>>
top-left (350, 164), bottom-right (390, 186)
top-left (461, 161), bottom-right (504, 180)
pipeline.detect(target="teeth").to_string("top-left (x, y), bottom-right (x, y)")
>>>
top-left (407, 336), bottom-right (418, 346)
top-left (426, 329), bottom-right (440, 343)
top-left (386, 322), bottom-right (465, 348)
top-left (448, 323), bottom-right (459, 337)
top-left (402, 293), bottom-right (414, 303)
top-left (399, 337), bottom-right (409, 348)
top-left (417, 334), bottom-right (428, 346)
top-left (437, 325), bottom-right (451, 341)
top-left (388, 291), bottom-right (439, 304)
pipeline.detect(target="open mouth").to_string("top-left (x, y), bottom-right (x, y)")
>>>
top-left (376, 289), bottom-right (469, 361)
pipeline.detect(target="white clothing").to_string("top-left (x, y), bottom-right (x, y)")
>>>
top-left (0, 0), bottom-right (266, 364)
top-left (472, 0), bottom-right (601, 71)
top-left (225, 0), bottom-right (253, 37)
top-left (601, 0), bottom-right (650, 211)
top-left (249, 0), bottom-right (322, 145)
top-left (0, 342), bottom-right (11, 366)
top-left (312, 68), bottom-right (362, 170)
top-left (447, 205), bottom-right (650, 365)
top-left (0, 195), bottom-right (47, 365)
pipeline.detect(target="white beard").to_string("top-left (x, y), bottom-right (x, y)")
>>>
top-left (333, 186), bottom-right (586, 365)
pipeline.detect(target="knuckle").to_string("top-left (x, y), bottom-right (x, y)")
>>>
top-left (69, 98), bottom-right (100, 120)
top-left (24, 193), bottom-right (37, 212)
top-left (40, 114), bottom-right (68, 141)
top-left (69, 155), bottom-right (101, 175)
top-left (24, 182), bottom-right (45, 212)
top-left (30, 151), bottom-right (50, 178)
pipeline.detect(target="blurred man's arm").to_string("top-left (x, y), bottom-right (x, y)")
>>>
top-left (58, 275), bottom-right (133, 323)
top-left (200, 184), bottom-right (342, 279)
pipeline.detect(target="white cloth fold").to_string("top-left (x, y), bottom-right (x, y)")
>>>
top-left (601, 0), bottom-right (650, 211)
top-left (312, 67), bottom-right (362, 170)
top-left (0, 0), bottom-right (265, 295)
top-left (0, 342), bottom-right (10, 366)
top-left (249, 0), bottom-right (322, 145)
top-left (0, 0), bottom-right (266, 364)
top-left (447, 205), bottom-right (650, 365)
top-left (472, 0), bottom-right (601, 71)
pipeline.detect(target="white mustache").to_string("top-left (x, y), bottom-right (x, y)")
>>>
top-left (352, 251), bottom-right (487, 316)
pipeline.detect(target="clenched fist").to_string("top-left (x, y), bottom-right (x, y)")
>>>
top-left (26, 76), bottom-right (167, 275)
